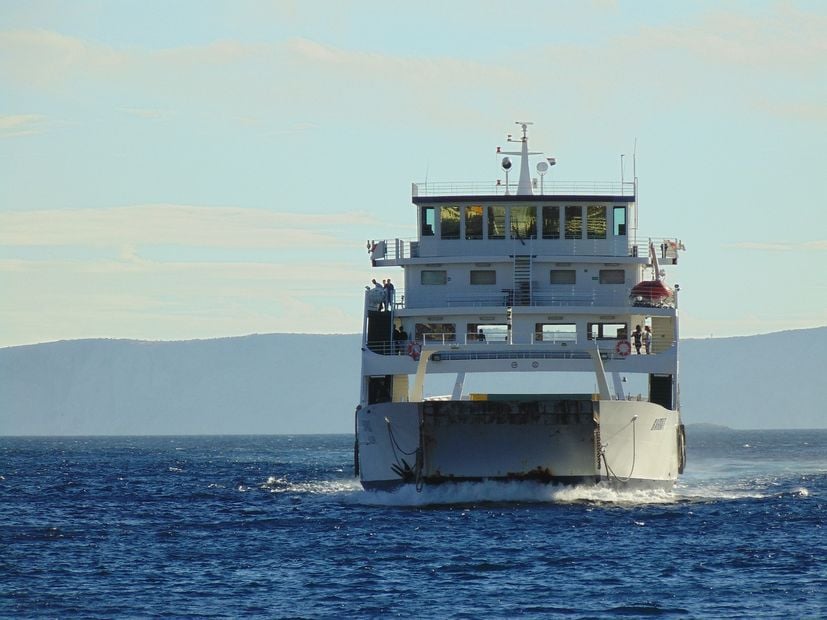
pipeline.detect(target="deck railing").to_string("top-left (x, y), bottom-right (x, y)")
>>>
top-left (412, 181), bottom-right (636, 197)
top-left (369, 235), bottom-right (683, 263)
top-left (365, 337), bottom-right (676, 360)
top-left (364, 289), bottom-right (674, 312)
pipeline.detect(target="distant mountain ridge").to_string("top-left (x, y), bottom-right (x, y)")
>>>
top-left (1, 327), bottom-right (824, 435)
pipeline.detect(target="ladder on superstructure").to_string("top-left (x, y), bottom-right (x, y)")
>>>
top-left (513, 255), bottom-right (532, 306)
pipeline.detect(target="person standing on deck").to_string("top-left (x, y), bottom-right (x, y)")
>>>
top-left (393, 325), bottom-right (402, 354)
top-left (374, 279), bottom-right (386, 310)
top-left (369, 279), bottom-right (384, 310)
top-left (632, 325), bottom-right (643, 355)
top-left (643, 325), bottom-right (652, 354)
top-left (384, 278), bottom-right (395, 310)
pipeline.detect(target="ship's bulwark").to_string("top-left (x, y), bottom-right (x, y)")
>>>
top-left (357, 397), bottom-right (681, 491)
top-left (421, 399), bottom-right (599, 483)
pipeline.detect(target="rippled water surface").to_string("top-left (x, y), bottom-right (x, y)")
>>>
top-left (1, 428), bottom-right (824, 618)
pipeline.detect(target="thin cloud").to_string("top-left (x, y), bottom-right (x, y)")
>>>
top-left (0, 204), bottom-right (378, 249)
top-left (630, 6), bottom-right (827, 73)
top-left (726, 241), bottom-right (827, 252)
top-left (0, 114), bottom-right (46, 137)
top-left (118, 107), bottom-right (172, 120)
top-left (753, 100), bottom-right (827, 123)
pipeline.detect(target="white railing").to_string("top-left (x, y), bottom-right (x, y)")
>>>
top-left (412, 181), bottom-right (636, 197)
top-left (630, 236), bottom-right (686, 263)
top-left (369, 238), bottom-right (418, 261)
top-left (370, 235), bottom-right (684, 262)
top-left (400, 290), bottom-right (638, 310)
top-left (365, 288), bottom-right (674, 312)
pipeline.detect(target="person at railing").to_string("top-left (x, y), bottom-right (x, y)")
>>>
top-left (632, 325), bottom-right (643, 355)
top-left (643, 325), bottom-right (652, 354)
top-left (368, 279), bottom-right (385, 310)
top-left (478, 328), bottom-right (486, 342)
top-left (384, 278), bottom-right (395, 310)
top-left (399, 326), bottom-right (408, 353)
top-left (393, 325), bottom-right (403, 354)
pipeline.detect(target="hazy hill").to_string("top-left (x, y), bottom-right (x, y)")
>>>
top-left (0, 327), bottom-right (824, 435)
top-left (0, 334), bottom-right (361, 435)
top-left (680, 327), bottom-right (826, 431)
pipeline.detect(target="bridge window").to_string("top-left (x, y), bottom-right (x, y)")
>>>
top-left (587, 205), bottom-right (607, 239)
top-left (440, 206), bottom-right (460, 239)
top-left (487, 205), bottom-right (505, 239)
top-left (421, 206), bottom-right (434, 236)
top-left (587, 322), bottom-right (627, 340)
top-left (470, 270), bottom-right (496, 285)
top-left (542, 206), bottom-right (560, 239)
top-left (550, 269), bottom-right (576, 285)
top-left (565, 206), bottom-right (582, 239)
top-left (535, 323), bottom-right (577, 343)
top-left (599, 269), bottom-right (625, 284)
top-left (613, 206), bottom-right (627, 236)
top-left (465, 205), bottom-right (483, 240)
top-left (510, 206), bottom-right (536, 239)
top-left (421, 270), bottom-right (447, 285)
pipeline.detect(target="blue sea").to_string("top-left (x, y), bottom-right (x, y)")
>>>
top-left (1, 428), bottom-right (824, 619)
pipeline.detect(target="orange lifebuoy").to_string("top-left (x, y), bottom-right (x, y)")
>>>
top-left (615, 339), bottom-right (631, 357)
top-left (407, 342), bottom-right (421, 361)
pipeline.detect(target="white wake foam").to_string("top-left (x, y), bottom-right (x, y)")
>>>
top-left (260, 476), bottom-right (362, 495)
top-left (351, 480), bottom-right (678, 507)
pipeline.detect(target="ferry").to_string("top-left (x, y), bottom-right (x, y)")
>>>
top-left (355, 123), bottom-right (686, 491)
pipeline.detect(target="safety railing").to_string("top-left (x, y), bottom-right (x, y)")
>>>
top-left (369, 235), bottom-right (683, 263)
top-left (412, 181), bottom-right (636, 197)
top-left (629, 236), bottom-right (686, 263)
top-left (366, 341), bottom-right (676, 361)
top-left (364, 289), bottom-right (675, 313)
top-left (401, 290), bottom-right (640, 310)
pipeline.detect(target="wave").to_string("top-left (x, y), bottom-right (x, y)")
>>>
top-left (351, 481), bottom-right (679, 507)
top-left (255, 474), bottom-right (819, 507)
top-left (260, 475), bottom-right (361, 495)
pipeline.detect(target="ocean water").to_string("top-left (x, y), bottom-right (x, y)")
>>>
top-left (1, 428), bottom-right (824, 619)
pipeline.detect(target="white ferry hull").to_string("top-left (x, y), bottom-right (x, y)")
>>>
top-left (356, 398), bottom-right (683, 491)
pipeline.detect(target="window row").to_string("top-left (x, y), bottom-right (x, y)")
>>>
top-left (421, 269), bottom-right (627, 285)
top-left (421, 205), bottom-right (627, 240)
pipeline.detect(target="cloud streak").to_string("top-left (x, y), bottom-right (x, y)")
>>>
top-left (726, 241), bottom-right (827, 252)
top-left (0, 204), bottom-right (378, 249)
top-left (0, 114), bottom-right (46, 137)
top-left (3, 4), bottom-right (825, 130)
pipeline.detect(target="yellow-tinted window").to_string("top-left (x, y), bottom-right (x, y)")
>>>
top-left (465, 205), bottom-right (483, 239)
top-left (587, 205), bottom-right (607, 239)
top-left (510, 206), bottom-right (536, 239)
top-left (565, 206), bottom-right (582, 239)
top-left (440, 206), bottom-right (460, 239)
top-left (488, 206), bottom-right (505, 239)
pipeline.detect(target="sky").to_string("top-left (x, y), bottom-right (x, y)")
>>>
top-left (1, 0), bottom-right (825, 348)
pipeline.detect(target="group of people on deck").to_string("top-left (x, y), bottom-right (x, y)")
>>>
top-left (392, 325), bottom-right (409, 354)
top-left (632, 324), bottom-right (652, 354)
top-left (366, 278), bottom-right (395, 311)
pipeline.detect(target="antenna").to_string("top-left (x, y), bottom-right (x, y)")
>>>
top-left (514, 121), bottom-right (533, 141)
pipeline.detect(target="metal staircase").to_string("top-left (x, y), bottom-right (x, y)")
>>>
top-left (513, 255), bottom-right (532, 306)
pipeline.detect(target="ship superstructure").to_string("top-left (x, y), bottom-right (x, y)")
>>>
top-left (356, 123), bottom-right (686, 491)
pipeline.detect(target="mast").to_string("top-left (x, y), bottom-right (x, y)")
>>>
top-left (500, 121), bottom-right (539, 196)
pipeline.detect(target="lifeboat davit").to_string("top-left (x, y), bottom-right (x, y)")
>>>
top-left (630, 279), bottom-right (672, 303)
